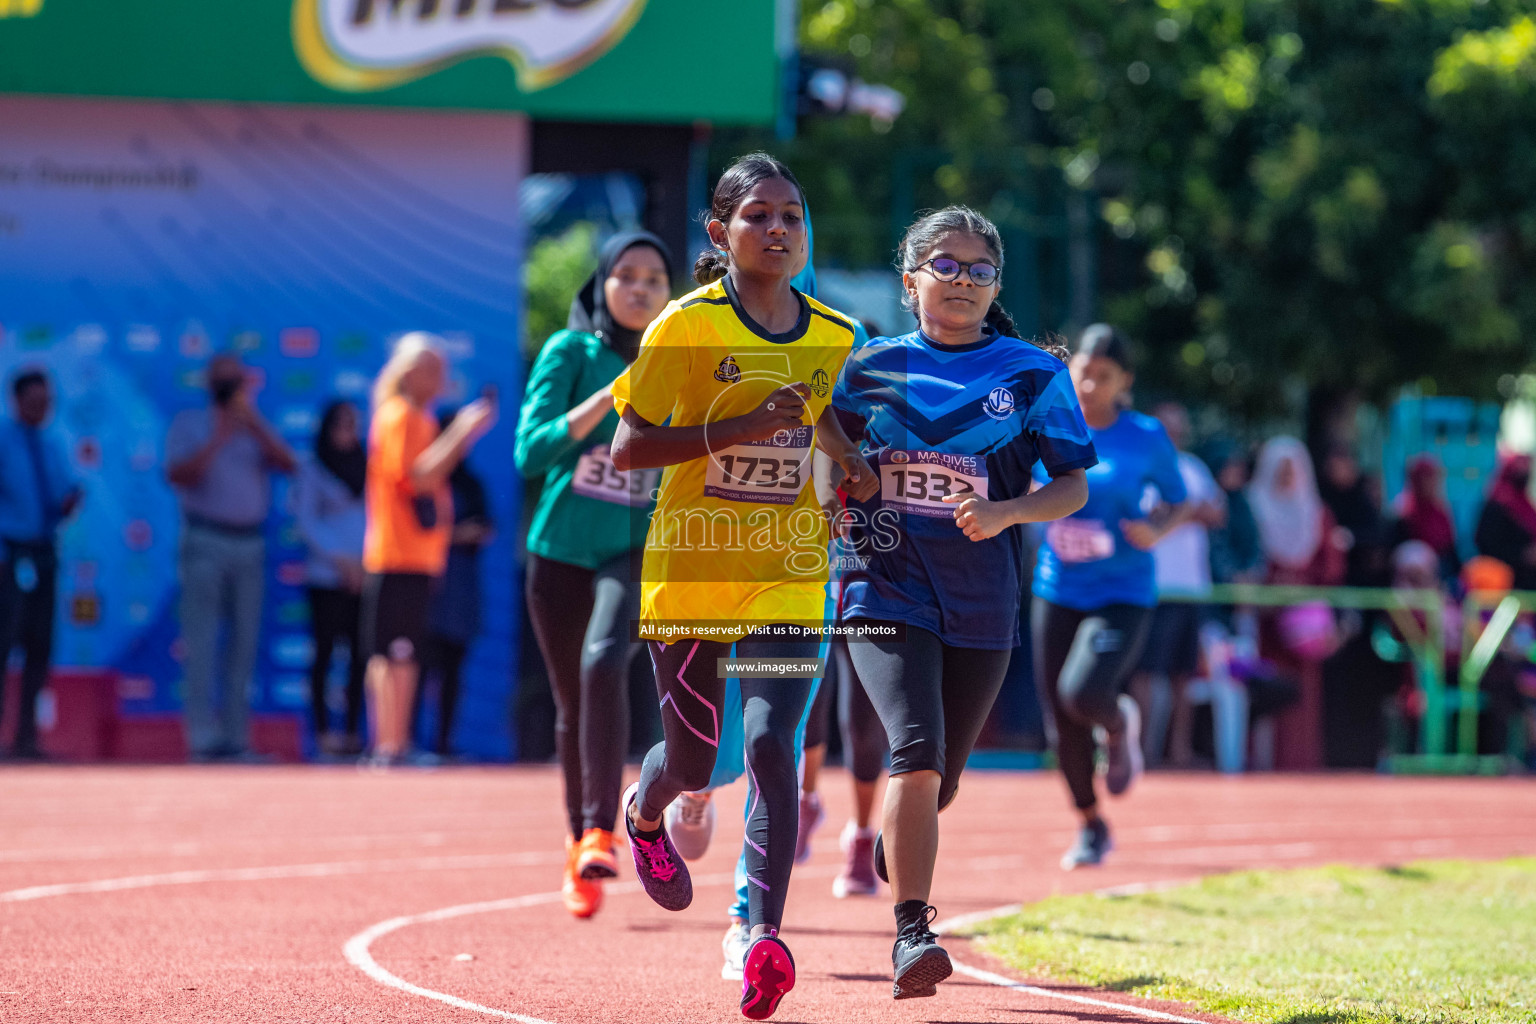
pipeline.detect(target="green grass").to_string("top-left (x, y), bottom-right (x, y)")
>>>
top-left (972, 859), bottom-right (1536, 1024)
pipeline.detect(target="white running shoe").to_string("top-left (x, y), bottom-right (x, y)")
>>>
top-left (721, 920), bottom-right (751, 980)
top-left (1104, 694), bottom-right (1144, 797)
top-left (665, 790), bottom-right (716, 861)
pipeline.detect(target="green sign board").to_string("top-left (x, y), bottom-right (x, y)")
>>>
top-left (0, 0), bottom-right (785, 124)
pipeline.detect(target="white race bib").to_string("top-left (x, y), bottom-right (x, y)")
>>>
top-left (1046, 518), bottom-right (1116, 563)
top-left (571, 445), bottom-right (659, 507)
top-left (702, 425), bottom-right (812, 506)
top-left (879, 450), bottom-right (987, 518)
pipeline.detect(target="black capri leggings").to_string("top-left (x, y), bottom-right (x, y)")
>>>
top-left (526, 552), bottom-right (643, 839)
top-left (638, 627), bottom-right (817, 931)
top-left (845, 620), bottom-right (1010, 813)
top-left (1031, 598), bottom-right (1153, 811)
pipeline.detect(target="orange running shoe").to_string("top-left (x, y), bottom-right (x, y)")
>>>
top-left (576, 828), bottom-right (620, 880)
top-left (562, 836), bottom-right (603, 919)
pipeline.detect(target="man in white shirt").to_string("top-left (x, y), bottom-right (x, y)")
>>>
top-left (1135, 403), bottom-right (1225, 767)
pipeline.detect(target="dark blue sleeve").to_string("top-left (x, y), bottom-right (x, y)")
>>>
top-left (1021, 367), bottom-right (1097, 477)
top-left (832, 342), bottom-right (868, 443)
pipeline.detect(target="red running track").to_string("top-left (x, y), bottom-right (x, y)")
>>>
top-left (0, 766), bottom-right (1532, 1023)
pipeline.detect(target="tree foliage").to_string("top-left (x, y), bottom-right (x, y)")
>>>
top-left (719, 0), bottom-right (1536, 414)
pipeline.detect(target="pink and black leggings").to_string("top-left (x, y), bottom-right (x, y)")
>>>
top-left (636, 627), bottom-right (817, 930)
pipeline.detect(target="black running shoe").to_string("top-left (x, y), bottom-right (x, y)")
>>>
top-left (622, 782), bottom-right (693, 911)
top-left (891, 904), bottom-right (951, 999)
top-left (873, 830), bottom-right (888, 883)
top-left (1060, 817), bottom-right (1113, 870)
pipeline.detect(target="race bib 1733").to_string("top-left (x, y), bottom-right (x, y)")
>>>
top-left (702, 426), bottom-right (813, 506)
top-left (879, 449), bottom-right (988, 518)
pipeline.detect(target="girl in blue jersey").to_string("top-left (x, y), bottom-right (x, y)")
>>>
top-left (831, 207), bottom-right (1095, 1000)
top-left (1032, 324), bottom-right (1192, 871)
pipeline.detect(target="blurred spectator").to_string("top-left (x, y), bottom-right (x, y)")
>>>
top-left (1203, 441), bottom-right (1264, 585)
top-left (293, 399), bottom-right (368, 759)
top-left (1249, 437), bottom-right (1347, 589)
top-left (0, 369), bottom-right (82, 760)
top-left (1248, 436), bottom-right (1345, 769)
top-left (166, 352), bottom-right (296, 762)
top-left (1474, 454), bottom-right (1536, 591)
top-left (1136, 402), bottom-right (1225, 768)
top-left (413, 407), bottom-right (495, 761)
top-left (361, 334), bottom-right (494, 766)
top-left (1393, 454), bottom-right (1460, 585)
top-left (1319, 446), bottom-right (1391, 587)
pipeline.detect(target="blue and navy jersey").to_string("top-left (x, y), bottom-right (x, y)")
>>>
top-left (832, 329), bottom-right (1096, 648)
top-left (1032, 410), bottom-right (1186, 611)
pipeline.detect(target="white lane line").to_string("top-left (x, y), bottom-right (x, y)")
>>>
top-left (343, 892), bottom-right (565, 1024)
top-left (935, 897), bottom-right (1210, 1024)
top-left (0, 852), bottom-right (551, 903)
top-left (342, 859), bottom-right (1208, 1024)
top-left (340, 871), bottom-right (745, 1024)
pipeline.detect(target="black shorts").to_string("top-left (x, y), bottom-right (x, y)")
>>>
top-left (360, 572), bottom-right (434, 663)
top-left (1137, 601), bottom-right (1202, 676)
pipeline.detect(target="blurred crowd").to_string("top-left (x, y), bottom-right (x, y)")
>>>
top-left (1124, 402), bottom-right (1536, 773)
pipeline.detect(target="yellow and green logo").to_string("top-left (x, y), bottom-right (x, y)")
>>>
top-left (293, 0), bottom-right (648, 94)
top-left (0, 0), bottom-right (44, 18)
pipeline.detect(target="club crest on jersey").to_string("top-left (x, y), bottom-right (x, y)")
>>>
top-left (714, 355), bottom-right (741, 384)
top-left (983, 385), bottom-right (1016, 421)
top-left (293, 0), bottom-right (648, 94)
top-left (810, 369), bottom-right (830, 398)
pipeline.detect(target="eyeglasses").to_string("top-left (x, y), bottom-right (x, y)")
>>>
top-left (919, 257), bottom-right (1000, 287)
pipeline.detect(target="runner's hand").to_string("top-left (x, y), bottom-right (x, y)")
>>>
top-left (1120, 518), bottom-right (1160, 550)
top-left (943, 492), bottom-right (1010, 541)
top-left (836, 450), bottom-right (879, 502)
top-left (738, 383), bottom-right (811, 442)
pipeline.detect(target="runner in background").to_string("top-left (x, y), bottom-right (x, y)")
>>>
top-left (610, 153), bottom-right (876, 1021)
top-left (1032, 324), bottom-right (1191, 869)
top-left (361, 333), bottom-right (495, 767)
top-left (834, 207), bottom-right (1094, 999)
top-left (516, 231), bottom-right (674, 920)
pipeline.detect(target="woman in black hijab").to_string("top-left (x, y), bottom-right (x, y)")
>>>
top-left (295, 399), bottom-right (369, 757)
top-left (515, 231), bottom-right (674, 919)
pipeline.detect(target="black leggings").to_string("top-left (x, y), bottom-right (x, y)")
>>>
top-left (804, 637), bottom-right (886, 784)
top-left (1031, 598), bottom-right (1153, 811)
top-left (638, 628), bottom-right (816, 930)
top-left (526, 552), bottom-right (642, 838)
top-left (845, 620), bottom-right (1010, 813)
top-left (308, 587), bottom-right (365, 738)
top-left (417, 636), bottom-right (466, 755)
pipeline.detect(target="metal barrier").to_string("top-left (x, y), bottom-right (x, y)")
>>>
top-left (1161, 584), bottom-right (1534, 774)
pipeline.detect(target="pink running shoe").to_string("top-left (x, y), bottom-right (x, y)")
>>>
top-left (832, 822), bottom-right (879, 898)
top-left (793, 792), bottom-right (824, 865)
top-left (740, 934), bottom-right (796, 1020)
top-left (622, 782), bottom-right (692, 911)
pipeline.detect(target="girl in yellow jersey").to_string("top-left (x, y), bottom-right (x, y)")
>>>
top-left (611, 153), bottom-right (876, 1021)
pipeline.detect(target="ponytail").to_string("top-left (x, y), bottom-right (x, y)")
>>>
top-left (1027, 330), bottom-right (1071, 362)
top-left (984, 300), bottom-right (1018, 339)
top-left (693, 248), bottom-right (730, 286)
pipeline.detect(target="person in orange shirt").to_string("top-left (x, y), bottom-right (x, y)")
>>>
top-left (362, 333), bottom-right (496, 766)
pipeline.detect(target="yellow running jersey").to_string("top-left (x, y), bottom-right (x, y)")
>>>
top-left (612, 276), bottom-right (856, 638)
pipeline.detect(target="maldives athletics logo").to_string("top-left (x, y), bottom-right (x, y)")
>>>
top-left (293, 0), bottom-right (649, 94)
